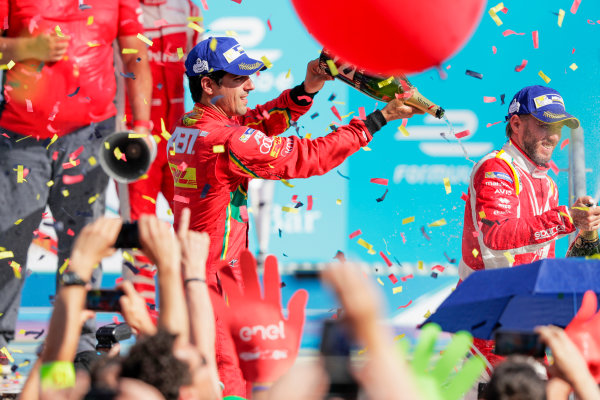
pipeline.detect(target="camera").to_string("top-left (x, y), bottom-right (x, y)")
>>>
top-left (96, 322), bottom-right (132, 352)
top-left (320, 319), bottom-right (360, 399)
top-left (494, 330), bottom-right (546, 358)
top-left (114, 222), bottom-right (141, 248)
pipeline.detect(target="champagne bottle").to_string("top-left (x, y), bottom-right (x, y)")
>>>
top-left (566, 230), bottom-right (600, 258)
top-left (319, 48), bottom-right (445, 119)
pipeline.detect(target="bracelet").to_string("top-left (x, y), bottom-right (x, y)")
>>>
top-left (184, 277), bottom-right (206, 285)
top-left (252, 385), bottom-right (271, 392)
top-left (40, 361), bottom-right (76, 390)
top-left (133, 120), bottom-right (153, 130)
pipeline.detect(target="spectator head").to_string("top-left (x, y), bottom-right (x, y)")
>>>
top-left (483, 355), bottom-right (546, 400)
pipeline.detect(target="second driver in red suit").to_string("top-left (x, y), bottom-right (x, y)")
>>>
top-left (167, 36), bottom-right (424, 397)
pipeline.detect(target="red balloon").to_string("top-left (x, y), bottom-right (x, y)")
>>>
top-left (290, 0), bottom-right (486, 74)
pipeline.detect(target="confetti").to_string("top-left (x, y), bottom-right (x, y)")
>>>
top-left (397, 300), bottom-right (413, 309)
top-left (177, 48), bottom-right (184, 60)
top-left (558, 9), bottom-right (565, 27)
top-left (486, 121), bottom-right (503, 128)
top-left (376, 188), bottom-right (389, 203)
top-left (14, 219), bottom-right (22, 225)
top-left (310, 112), bottom-right (319, 119)
top-left (121, 48), bottom-right (139, 54)
top-left (400, 274), bottom-right (414, 282)
top-left (570, 0), bottom-right (581, 14)
top-left (388, 274), bottom-right (398, 284)
top-left (260, 55), bottom-right (272, 69)
top-left (370, 178), bottom-right (388, 186)
top-left (472, 249), bottom-right (479, 258)
top-left (62, 189), bottom-right (69, 197)
top-left (136, 33), bottom-right (153, 46)
top-left (62, 174), bottom-right (84, 185)
top-left (331, 106), bottom-right (342, 121)
top-left (16, 165), bottom-right (25, 183)
top-left (282, 206), bottom-right (299, 213)
top-left (402, 216), bottom-right (415, 225)
top-left (336, 199), bottom-right (342, 205)
top-left (349, 229), bottom-right (362, 239)
top-left (443, 177), bottom-right (452, 194)
top-left (173, 195), bottom-right (190, 204)
top-left (141, 195), bottom-right (156, 204)
top-left (420, 227), bottom-right (431, 241)
top-left (431, 265), bottom-right (445, 273)
top-left (503, 251), bottom-right (515, 265)
top-left (55, 25), bottom-right (65, 37)
top-left (398, 125), bottom-right (410, 137)
top-left (569, 63), bottom-right (578, 71)
top-left (358, 107), bottom-right (366, 120)
top-left (465, 70), bottom-right (483, 79)
top-left (280, 179), bottom-right (294, 188)
top-left (337, 170), bottom-right (350, 180)
top-left (483, 97), bottom-right (496, 103)
top-left (461, 192), bottom-right (469, 202)
top-left (285, 69), bottom-right (291, 79)
top-left (492, 45), bottom-right (497, 54)
top-left (212, 145), bottom-right (225, 153)
top-left (307, 195), bottom-right (313, 210)
top-left (0, 251), bottom-right (14, 259)
top-left (392, 286), bottom-right (403, 294)
top-left (560, 139), bottom-right (569, 150)
top-left (25, 99), bottom-right (33, 112)
top-left (200, 183), bottom-right (211, 198)
top-left (67, 87), bottom-right (80, 97)
top-left (538, 70), bottom-right (551, 84)
top-left (532, 30), bottom-right (539, 49)
top-left (428, 218), bottom-right (447, 227)
top-left (209, 37), bottom-right (217, 51)
top-left (488, 2), bottom-right (504, 26)
top-left (514, 59), bottom-right (528, 72)
top-left (377, 278), bottom-right (384, 286)
top-left (547, 160), bottom-right (559, 175)
top-left (187, 22), bottom-right (205, 34)
top-left (380, 251), bottom-right (393, 267)
top-left (455, 130), bottom-right (470, 139)
top-left (357, 238), bottom-right (373, 250)
top-left (267, 19), bottom-right (272, 30)
top-left (377, 76), bottom-right (394, 88)
top-left (1, 347), bottom-right (14, 363)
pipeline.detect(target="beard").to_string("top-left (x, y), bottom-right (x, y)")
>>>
top-left (522, 132), bottom-right (554, 165)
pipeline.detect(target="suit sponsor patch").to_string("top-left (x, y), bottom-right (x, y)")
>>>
top-left (239, 128), bottom-right (256, 143)
top-left (485, 171), bottom-right (513, 183)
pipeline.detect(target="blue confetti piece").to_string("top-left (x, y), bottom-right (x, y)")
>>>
top-left (79, 3), bottom-right (92, 10)
top-left (328, 93), bottom-right (336, 101)
top-left (120, 72), bottom-right (136, 80)
top-left (157, 83), bottom-right (163, 90)
top-left (337, 170), bottom-right (350, 180)
top-left (67, 87), bottom-right (80, 97)
top-left (210, 95), bottom-right (224, 105)
top-left (278, 228), bottom-right (282, 238)
top-left (465, 69), bottom-right (483, 79)
top-left (200, 183), bottom-right (211, 198)
top-left (310, 112), bottom-right (319, 119)
top-left (376, 188), bottom-right (388, 203)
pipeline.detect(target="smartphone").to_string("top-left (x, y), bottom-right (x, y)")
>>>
top-left (86, 289), bottom-right (124, 312)
top-left (114, 222), bottom-right (141, 249)
top-left (494, 330), bottom-right (546, 357)
top-left (320, 319), bottom-right (360, 399)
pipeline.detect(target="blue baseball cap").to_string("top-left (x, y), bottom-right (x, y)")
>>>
top-left (506, 85), bottom-right (579, 128)
top-left (185, 36), bottom-right (266, 77)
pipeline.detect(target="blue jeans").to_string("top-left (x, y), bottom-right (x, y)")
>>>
top-left (0, 117), bottom-right (114, 353)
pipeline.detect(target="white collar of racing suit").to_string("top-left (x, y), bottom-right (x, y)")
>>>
top-left (503, 140), bottom-right (550, 179)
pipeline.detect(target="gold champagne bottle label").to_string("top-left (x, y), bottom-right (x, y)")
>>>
top-left (404, 88), bottom-right (444, 119)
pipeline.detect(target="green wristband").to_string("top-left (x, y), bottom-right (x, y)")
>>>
top-left (40, 361), bottom-right (76, 390)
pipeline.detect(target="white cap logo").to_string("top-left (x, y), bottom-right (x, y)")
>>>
top-left (509, 99), bottom-right (520, 114)
top-left (193, 58), bottom-right (209, 74)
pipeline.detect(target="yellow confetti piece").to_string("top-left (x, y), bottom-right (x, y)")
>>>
top-left (538, 70), bottom-right (551, 84)
top-left (88, 156), bottom-right (96, 166)
top-left (46, 134), bottom-right (58, 149)
top-left (503, 251), bottom-right (515, 265)
top-left (62, 189), bottom-right (69, 197)
top-left (392, 286), bottom-right (403, 294)
top-left (280, 179), bottom-right (295, 188)
top-left (472, 249), bottom-right (479, 258)
top-left (282, 206), bottom-right (299, 213)
top-left (1, 347), bottom-right (14, 363)
top-left (326, 59), bottom-right (338, 76)
top-left (16, 165), bottom-right (25, 183)
top-left (87, 41), bottom-right (101, 47)
top-left (122, 251), bottom-right (134, 263)
top-left (362, 146), bottom-right (372, 151)
top-left (402, 216), bottom-right (415, 225)
top-left (121, 48), bottom-right (139, 54)
top-left (187, 16), bottom-right (203, 22)
top-left (167, 208), bottom-right (173, 216)
top-left (18, 329), bottom-right (25, 335)
top-left (55, 25), bottom-right (65, 37)
top-left (59, 258), bottom-right (69, 275)
top-left (418, 260), bottom-right (424, 270)
top-left (479, 211), bottom-right (486, 219)
top-left (136, 33), bottom-right (153, 47)
top-left (87, 16), bottom-right (94, 25)
top-left (340, 111), bottom-right (355, 119)
top-left (357, 238), bottom-right (374, 250)
top-left (10, 261), bottom-right (21, 279)
top-left (114, 147), bottom-right (123, 160)
top-left (424, 310), bottom-right (432, 318)
top-left (336, 199), bottom-right (342, 205)
top-left (398, 125), bottom-right (410, 137)
top-left (138, 174), bottom-right (149, 180)
top-left (46, 180), bottom-right (54, 187)
top-left (357, 347), bottom-right (368, 355)
top-left (6, 60), bottom-right (15, 70)
top-left (127, 133), bottom-right (148, 139)
top-left (122, 115), bottom-right (127, 123)
top-left (558, 9), bottom-right (565, 27)
top-left (260, 55), bottom-right (272, 69)
top-left (286, 69), bottom-right (291, 79)
top-left (210, 37), bottom-right (218, 51)
top-left (187, 22), bottom-right (205, 34)
top-left (569, 63), bottom-right (578, 71)
top-left (141, 195), bottom-right (156, 204)
top-left (14, 219), bottom-right (23, 225)
top-left (428, 218), bottom-right (447, 227)
top-left (88, 194), bottom-right (99, 204)
top-left (377, 76), bottom-right (394, 88)
top-left (377, 278), bottom-right (384, 286)
top-left (305, 133), bottom-right (312, 139)
top-left (225, 30), bottom-right (238, 37)
top-left (367, 248), bottom-right (376, 255)
top-left (332, 101), bottom-right (346, 105)
top-left (18, 360), bottom-right (30, 368)
top-left (560, 211), bottom-right (573, 223)
top-left (160, 118), bottom-right (172, 140)
top-left (393, 333), bottom-right (406, 341)
top-left (152, 134), bottom-right (161, 144)
top-left (0, 251), bottom-right (14, 259)
top-left (177, 47), bottom-right (184, 60)
top-left (212, 145), bottom-right (225, 153)
top-left (443, 177), bottom-right (451, 194)
top-left (489, 10), bottom-right (503, 26)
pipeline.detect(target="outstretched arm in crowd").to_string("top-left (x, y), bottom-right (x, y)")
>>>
top-left (177, 208), bottom-right (221, 398)
top-left (0, 32), bottom-right (69, 62)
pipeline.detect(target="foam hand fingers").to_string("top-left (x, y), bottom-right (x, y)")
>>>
top-left (412, 323), bottom-right (441, 374)
top-left (240, 250), bottom-right (261, 300)
top-left (431, 331), bottom-right (473, 385)
top-left (286, 289), bottom-right (309, 335)
top-left (444, 356), bottom-right (486, 400)
top-left (263, 255), bottom-right (282, 309)
top-left (568, 290), bottom-right (598, 329)
top-left (218, 262), bottom-right (244, 306)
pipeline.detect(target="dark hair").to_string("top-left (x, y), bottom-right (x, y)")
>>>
top-left (119, 330), bottom-right (191, 400)
top-left (483, 356), bottom-right (546, 400)
top-left (188, 70), bottom-right (227, 103)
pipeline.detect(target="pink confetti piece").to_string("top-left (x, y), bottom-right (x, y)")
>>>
top-left (400, 274), bottom-right (414, 282)
top-left (26, 99), bottom-right (33, 112)
top-left (547, 160), bottom-right (559, 175)
top-left (486, 121), bottom-right (503, 128)
top-left (239, 205), bottom-right (248, 222)
top-left (200, 0), bottom-right (209, 10)
top-left (267, 19), bottom-right (272, 30)
top-left (349, 229), bottom-right (362, 239)
top-left (586, 19), bottom-right (596, 24)
top-left (572, 48), bottom-right (576, 54)
top-left (331, 106), bottom-right (342, 121)
top-left (177, 162), bottom-right (188, 171)
top-left (503, 29), bottom-right (525, 37)
top-left (570, 0), bottom-right (581, 14)
top-left (307, 195), bottom-right (313, 210)
top-left (173, 195), bottom-right (190, 204)
top-left (69, 146), bottom-right (84, 160)
top-left (154, 19), bottom-right (168, 27)
top-left (297, 95), bottom-right (313, 103)
top-left (380, 251), bottom-right (393, 267)
top-left (370, 178), bottom-right (388, 186)
top-left (62, 159), bottom-right (81, 169)
top-left (62, 174), bottom-right (84, 185)
top-left (52, 151), bottom-right (59, 161)
top-left (446, 64), bottom-right (451, 70)
top-left (261, 109), bottom-right (270, 120)
top-left (431, 265), bottom-right (445, 272)
top-left (500, 7), bottom-right (508, 13)
top-left (514, 59), bottom-right (528, 72)
top-left (483, 96), bottom-right (496, 103)
top-left (358, 107), bottom-right (366, 120)
top-left (401, 232), bottom-right (406, 244)
top-left (455, 130), bottom-right (470, 139)
top-left (397, 300), bottom-right (413, 309)
top-left (291, 195), bottom-right (298, 203)
top-left (492, 45), bottom-right (497, 54)
top-left (560, 139), bottom-right (569, 150)
top-left (66, 228), bottom-right (75, 236)
top-left (461, 192), bottom-right (469, 202)
top-left (388, 274), bottom-right (398, 284)
top-left (113, 316), bottom-right (120, 324)
top-left (532, 30), bottom-right (539, 49)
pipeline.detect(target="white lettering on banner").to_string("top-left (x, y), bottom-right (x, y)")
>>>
top-left (393, 164), bottom-right (471, 185)
top-left (239, 321), bottom-right (285, 342)
top-left (271, 204), bottom-right (322, 234)
top-left (534, 225), bottom-right (566, 240)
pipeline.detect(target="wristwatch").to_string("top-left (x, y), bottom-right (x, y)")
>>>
top-left (59, 271), bottom-right (88, 287)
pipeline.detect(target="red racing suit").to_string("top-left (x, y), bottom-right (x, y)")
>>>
top-left (167, 84), bottom-right (382, 396)
top-left (459, 139), bottom-right (575, 370)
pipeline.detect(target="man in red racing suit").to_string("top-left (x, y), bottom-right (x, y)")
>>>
top-left (459, 85), bottom-right (600, 382)
top-left (167, 36), bottom-right (423, 397)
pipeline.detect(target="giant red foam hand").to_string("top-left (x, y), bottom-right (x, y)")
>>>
top-left (210, 251), bottom-right (308, 383)
top-left (565, 290), bottom-right (600, 381)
